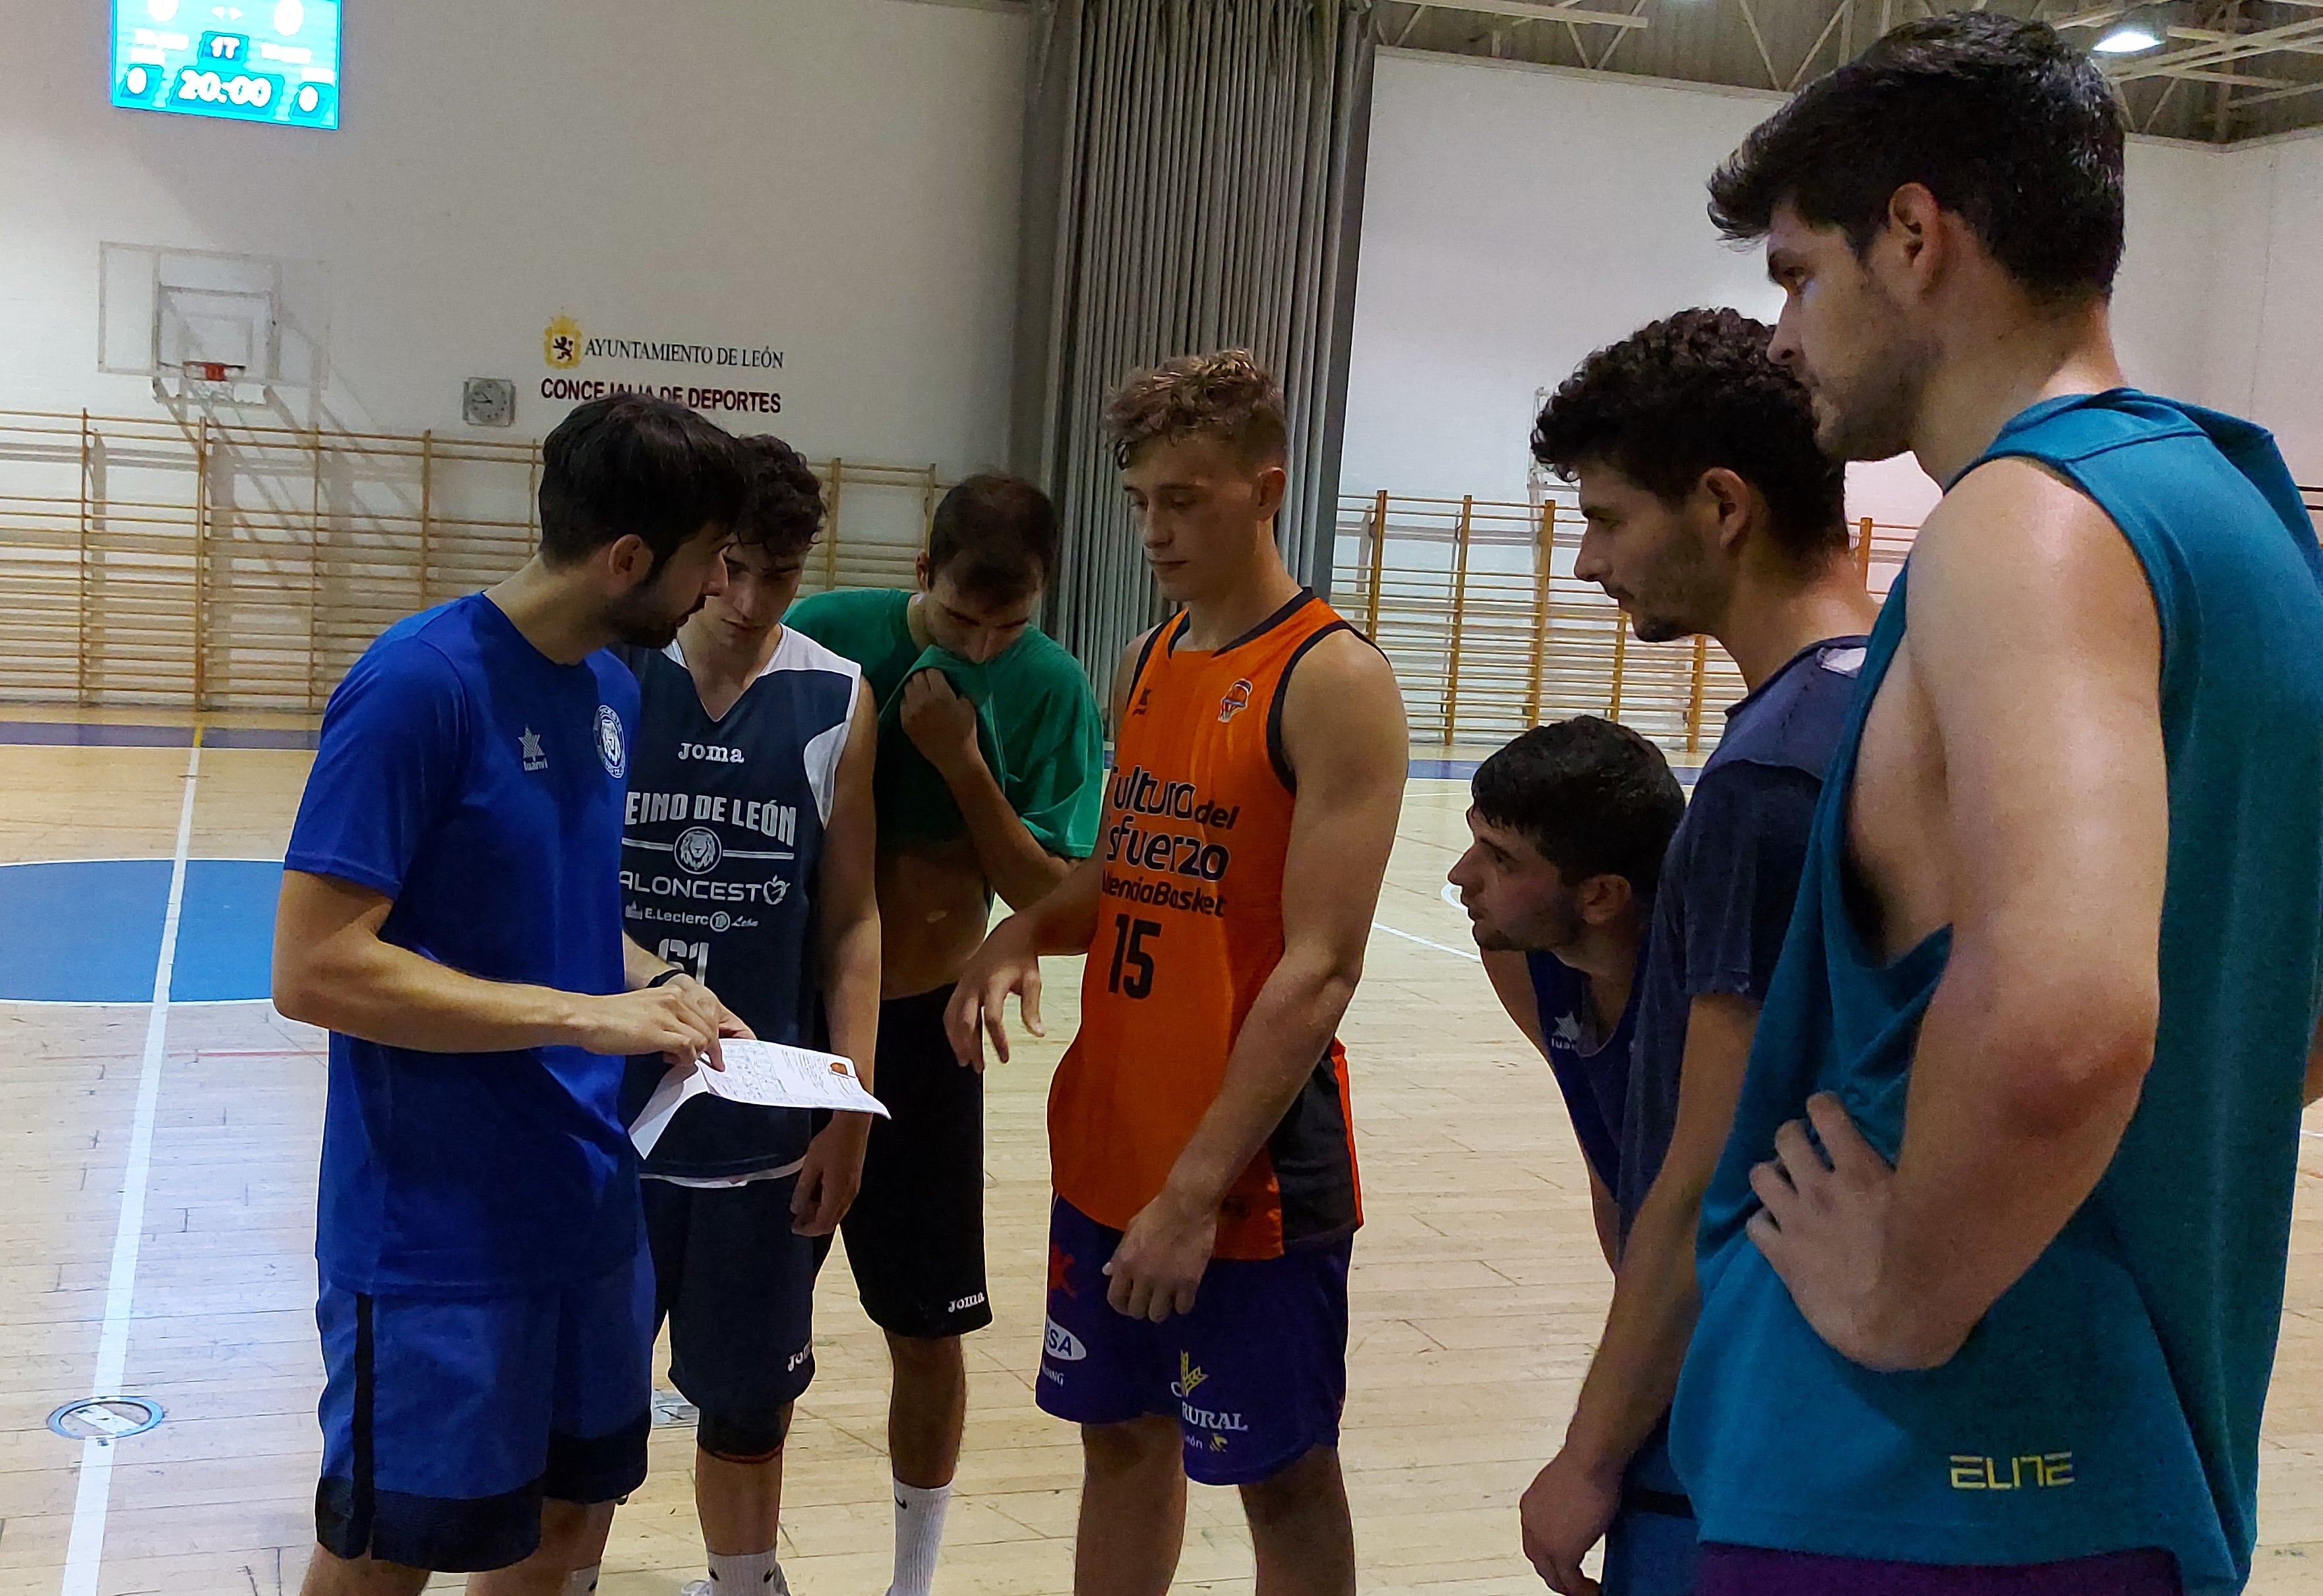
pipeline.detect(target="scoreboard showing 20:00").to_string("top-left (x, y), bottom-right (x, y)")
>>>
top-left (111, 0), bottom-right (341, 129)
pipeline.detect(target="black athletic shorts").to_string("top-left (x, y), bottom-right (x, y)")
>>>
top-left (644, 1174), bottom-right (828, 1431)
top-left (839, 984), bottom-right (992, 1339)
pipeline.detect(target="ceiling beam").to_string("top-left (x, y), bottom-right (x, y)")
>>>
top-left (1590, 0), bottom-right (1652, 68)
top-left (2231, 73), bottom-right (2323, 103)
top-left (2171, 22), bottom-right (2323, 53)
top-left (2107, 14), bottom-right (2323, 78)
top-left (1787, 0), bottom-right (1856, 90)
top-left (2165, 64), bottom-right (2299, 82)
top-left (2060, 5), bottom-right (2323, 45)
top-left (1734, 0), bottom-right (1786, 88)
top-left (1406, 0), bottom-right (1652, 27)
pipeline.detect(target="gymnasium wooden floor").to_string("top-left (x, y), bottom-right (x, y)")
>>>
top-left (1, 716), bottom-right (2319, 1594)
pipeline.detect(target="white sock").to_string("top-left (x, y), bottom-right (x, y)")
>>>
top-left (706, 1549), bottom-right (783, 1593)
top-left (562, 1568), bottom-right (600, 1596)
top-left (890, 1479), bottom-right (952, 1596)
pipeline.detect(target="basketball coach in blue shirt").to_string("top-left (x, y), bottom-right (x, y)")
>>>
top-left (274, 394), bottom-right (754, 1595)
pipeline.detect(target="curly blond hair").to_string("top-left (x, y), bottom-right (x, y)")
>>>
top-left (1103, 349), bottom-right (1288, 469)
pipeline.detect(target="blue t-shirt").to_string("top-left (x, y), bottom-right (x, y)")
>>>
top-left (1619, 638), bottom-right (1865, 1233)
top-left (1673, 393), bottom-right (2323, 1593)
top-left (1523, 949), bottom-right (1639, 1195)
top-left (286, 592), bottom-right (643, 1298)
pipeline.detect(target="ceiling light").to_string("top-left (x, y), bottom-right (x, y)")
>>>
top-left (2094, 7), bottom-right (2165, 53)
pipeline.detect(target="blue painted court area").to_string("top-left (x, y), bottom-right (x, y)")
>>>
top-left (0, 858), bottom-right (283, 1003)
top-left (0, 722), bottom-right (318, 750)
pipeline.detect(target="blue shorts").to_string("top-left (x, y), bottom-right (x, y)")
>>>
top-left (1608, 1501), bottom-right (1702, 1596)
top-left (1603, 1421), bottom-right (1700, 1596)
top-left (313, 1244), bottom-right (654, 1572)
top-left (1036, 1197), bottom-right (1350, 1487)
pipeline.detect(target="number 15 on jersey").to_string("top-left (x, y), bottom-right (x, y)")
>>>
top-left (1106, 915), bottom-right (1159, 999)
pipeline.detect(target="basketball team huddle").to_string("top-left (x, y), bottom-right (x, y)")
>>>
top-left (272, 20), bottom-right (2323, 1596)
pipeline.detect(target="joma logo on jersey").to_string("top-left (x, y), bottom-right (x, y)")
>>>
top-left (1950, 1453), bottom-right (2074, 1491)
top-left (677, 742), bottom-right (743, 764)
top-left (1218, 678), bottom-right (1253, 723)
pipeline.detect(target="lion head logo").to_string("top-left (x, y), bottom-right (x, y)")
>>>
top-left (545, 316), bottom-right (583, 370)
top-left (674, 826), bottom-right (722, 875)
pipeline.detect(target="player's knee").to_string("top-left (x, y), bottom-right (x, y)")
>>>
top-left (886, 1330), bottom-right (964, 1375)
top-left (696, 1404), bottom-right (792, 1463)
top-left (533, 1496), bottom-right (618, 1564)
top-left (1081, 1415), bottom-right (1182, 1479)
top-left (1238, 1445), bottom-right (1344, 1523)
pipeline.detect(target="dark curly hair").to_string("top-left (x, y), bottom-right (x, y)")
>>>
top-left (927, 474), bottom-right (1059, 605)
top-left (1708, 13), bottom-right (2125, 304)
top-left (1104, 349), bottom-right (1288, 469)
top-left (539, 394), bottom-right (746, 570)
top-left (1472, 717), bottom-right (1685, 900)
top-left (1531, 307), bottom-right (1846, 558)
top-left (733, 434), bottom-right (824, 559)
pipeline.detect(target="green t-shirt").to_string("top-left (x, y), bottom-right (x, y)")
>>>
top-left (785, 587), bottom-right (1104, 859)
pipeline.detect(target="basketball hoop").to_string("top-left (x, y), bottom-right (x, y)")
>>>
top-left (169, 360), bottom-right (249, 402)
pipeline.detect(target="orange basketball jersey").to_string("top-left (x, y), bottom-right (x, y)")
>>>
top-left (1048, 590), bottom-right (1363, 1261)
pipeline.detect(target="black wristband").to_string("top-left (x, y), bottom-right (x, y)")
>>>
top-left (647, 967), bottom-right (685, 990)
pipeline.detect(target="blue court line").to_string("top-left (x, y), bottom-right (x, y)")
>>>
top-left (198, 726), bottom-right (321, 750)
top-left (0, 721), bottom-right (195, 747)
top-left (0, 721), bottom-right (319, 750)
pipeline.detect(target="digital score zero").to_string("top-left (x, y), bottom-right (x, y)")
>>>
top-left (111, 0), bottom-right (342, 129)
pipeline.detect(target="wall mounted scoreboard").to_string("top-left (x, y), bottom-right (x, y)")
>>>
top-left (111, 0), bottom-right (342, 129)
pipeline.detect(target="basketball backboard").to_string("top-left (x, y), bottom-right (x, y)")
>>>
top-left (98, 242), bottom-right (329, 409)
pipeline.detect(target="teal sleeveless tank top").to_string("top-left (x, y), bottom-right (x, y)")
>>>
top-left (1669, 392), bottom-right (2323, 1594)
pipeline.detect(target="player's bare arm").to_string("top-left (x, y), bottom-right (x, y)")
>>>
top-left (2307, 1016), bottom-right (2322, 1108)
top-left (1482, 949), bottom-right (1548, 1053)
top-left (945, 626), bottom-right (1157, 1068)
top-left (796, 678), bottom-right (884, 1236)
top-left (1521, 991), bottom-right (1756, 1595)
top-left (1748, 459), bottom-right (2167, 1372)
top-left (899, 666), bottom-right (1073, 910)
top-left (1103, 630), bottom-right (1407, 1322)
top-left (620, 933), bottom-right (749, 1061)
top-left (275, 868), bottom-right (729, 1065)
top-left (1585, 1169), bottom-right (1619, 1276)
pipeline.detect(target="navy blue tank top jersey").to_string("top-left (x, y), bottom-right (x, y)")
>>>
top-left (1619, 637), bottom-right (1865, 1235)
top-left (1524, 950), bottom-right (1639, 1196)
top-left (615, 628), bottom-right (862, 1178)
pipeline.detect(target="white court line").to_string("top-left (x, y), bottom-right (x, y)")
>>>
top-left (61, 735), bottom-right (200, 1596)
top-left (1372, 920), bottom-right (1482, 962)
